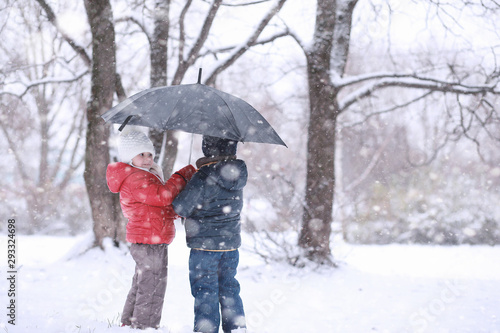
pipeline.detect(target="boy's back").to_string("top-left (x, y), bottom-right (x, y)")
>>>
top-left (173, 157), bottom-right (247, 250)
top-left (172, 135), bottom-right (248, 333)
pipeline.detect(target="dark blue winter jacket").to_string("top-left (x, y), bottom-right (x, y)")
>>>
top-left (172, 158), bottom-right (248, 250)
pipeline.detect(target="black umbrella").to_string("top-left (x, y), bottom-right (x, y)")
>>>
top-left (101, 70), bottom-right (286, 147)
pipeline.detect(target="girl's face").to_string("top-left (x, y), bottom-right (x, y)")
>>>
top-left (131, 152), bottom-right (154, 169)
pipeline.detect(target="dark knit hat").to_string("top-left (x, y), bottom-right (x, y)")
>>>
top-left (202, 135), bottom-right (237, 157)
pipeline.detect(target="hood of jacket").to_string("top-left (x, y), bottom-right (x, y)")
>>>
top-left (198, 159), bottom-right (247, 191)
top-left (107, 161), bottom-right (165, 193)
top-left (107, 162), bottom-right (137, 193)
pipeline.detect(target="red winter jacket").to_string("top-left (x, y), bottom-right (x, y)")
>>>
top-left (106, 162), bottom-right (196, 244)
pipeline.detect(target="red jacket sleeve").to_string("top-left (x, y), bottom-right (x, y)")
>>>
top-left (174, 165), bottom-right (197, 183)
top-left (126, 165), bottom-right (196, 207)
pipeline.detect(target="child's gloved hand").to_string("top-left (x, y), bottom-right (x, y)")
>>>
top-left (174, 165), bottom-right (196, 183)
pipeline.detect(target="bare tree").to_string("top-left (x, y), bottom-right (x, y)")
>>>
top-left (23, 0), bottom-right (290, 245)
top-left (83, 0), bottom-right (122, 247)
top-left (0, 1), bottom-right (87, 234)
top-left (23, 0), bottom-right (129, 245)
top-left (287, 0), bottom-right (500, 263)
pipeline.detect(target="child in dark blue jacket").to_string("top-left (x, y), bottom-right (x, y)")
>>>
top-left (173, 135), bottom-right (247, 333)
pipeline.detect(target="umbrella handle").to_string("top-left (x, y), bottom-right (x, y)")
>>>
top-left (197, 68), bottom-right (202, 84)
top-left (118, 115), bottom-right (134, 132)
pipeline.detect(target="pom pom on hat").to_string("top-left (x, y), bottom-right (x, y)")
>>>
top-left (118, 130), bottom-right (155, 163)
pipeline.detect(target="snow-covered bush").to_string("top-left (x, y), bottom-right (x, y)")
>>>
top-left (341, 164), bottom-right (500, 245)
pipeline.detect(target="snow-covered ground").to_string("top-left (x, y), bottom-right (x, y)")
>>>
top-left (1, 223), bottom-right (499, 333)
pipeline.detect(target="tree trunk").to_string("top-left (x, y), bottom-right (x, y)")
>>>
top-left (83, 0), bottom-right (119, 247)
top-left (298, 0), bottom-right (337, 262)
top-left (298, 0), bottom-right (357, 263)
top-left (148, 0), bottom-right (178, 175)
top-left (299, 65), bottom-right (338, 262)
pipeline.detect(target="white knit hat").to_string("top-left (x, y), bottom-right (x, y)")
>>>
top-left (118, 130), bottom-right (155, 163)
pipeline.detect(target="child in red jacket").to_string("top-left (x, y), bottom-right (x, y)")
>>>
top-left (106, 129), bottom-right (195, 329)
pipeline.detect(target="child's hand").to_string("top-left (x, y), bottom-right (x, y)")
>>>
top-left (175, 165), bottom-right (196, 183)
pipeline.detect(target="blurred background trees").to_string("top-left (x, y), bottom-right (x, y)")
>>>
top-left (1, 0), bottom-right (499, 261)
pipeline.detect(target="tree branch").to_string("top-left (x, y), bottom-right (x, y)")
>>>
top-left (34, 0), bottom-right (91, 67)
top-left (199, 30), bottom-right (290, 60)
top-left (335, 68), bottom-right (458, 88)
top-left (281, 24), bottom-right (306, 51)
top-left (221, 0), bottom-right (272, 6)
top-left (50, 96), bottom-right (82, 183)
top-left (178, 0), bottom-right (194, 72)
top-left (200, 0), bottom-right (273, 6)
top-left (345, 129), bottom-right (394, 192)
top-left (172, 0), bottom-right (223, 84)
top-left (205, 0), bottom-right (288, 85)
top-left (0, 119), bottom-right (30, 182)
top-left (115, 16), bottom-right (152, 45)
top-left (57, 110), bottom-right (86, 190)
top-left (0, 70), bottom-right (89, 98)
top-left (343, 90), bottom-right (435, 128)
top-left (330, 0), bottom-right (358, 76)
top-left (339, 76), bottom-right (499, 111)
top-left (406, 131), bottom-right (452, 167)
top-left (36, 0), bottom-right (127, 102)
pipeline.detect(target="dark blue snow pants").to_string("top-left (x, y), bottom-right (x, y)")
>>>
top-left (189, 249), bottom-right (246, 333)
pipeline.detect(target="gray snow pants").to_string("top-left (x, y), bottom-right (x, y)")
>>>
top-left (121, 243), bottom-right (169, 329)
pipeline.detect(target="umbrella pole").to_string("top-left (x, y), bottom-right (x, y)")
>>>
top-left (181, 133), bottom-right (195, 227)
top-left (188, 133), bottom-right (194, 165)
top-left (158, 132), bottom-right (167, 168)
top-left (187, 68), bottom-right (199, 165)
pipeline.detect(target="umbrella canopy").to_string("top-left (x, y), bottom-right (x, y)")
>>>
top-left (101, 83), bottom-right (286, 147)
